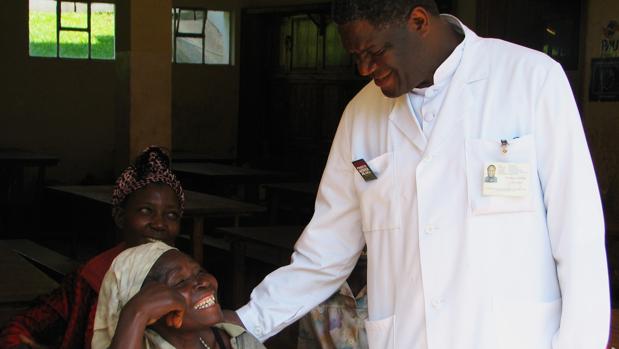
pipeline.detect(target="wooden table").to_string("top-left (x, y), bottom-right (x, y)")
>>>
top-left (47, 185), bottom-right (266, 265)
top-left (215, 225), bottom-right (304, 307)
top-left (173, 162), bottom-right (293, 202)
top-left (0, 148), bottom-right (59, 194)
top-left (4, 239), bottom-right (79, 280)
top-left (263, 182), bottom-right (318, 224)
top-left (0, 149), bottom-right (59, 167)
top-left (0, 241), bottom-right (58, 324)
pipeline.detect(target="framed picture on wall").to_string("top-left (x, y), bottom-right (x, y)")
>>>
top-left (590, 58), bottom-right (619, 102)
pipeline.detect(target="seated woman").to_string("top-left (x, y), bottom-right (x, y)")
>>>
top-left (92, 241), bottom-right (265, 349)
top-left (0, 146), bottom-right (184, 349)
top-left (297, 249), bottom-right (368, 349)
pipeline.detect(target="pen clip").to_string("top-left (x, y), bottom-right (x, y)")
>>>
top-left (500, 139), bottom-right (509, 154)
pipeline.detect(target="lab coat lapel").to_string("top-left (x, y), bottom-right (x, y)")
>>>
top-left (388, 95), bottom-right (428, 152)
top-left (424, 78), bottom-right (472, 156)
top-left (425, 24), bottom-right (487, 156)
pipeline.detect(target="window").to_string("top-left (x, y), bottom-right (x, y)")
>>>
top-left (278, 14), bottom-right (352, 71)
top-left (172, 8), bottom-right (231, 65)
top-left (29, 0), bottom-right (115, 59)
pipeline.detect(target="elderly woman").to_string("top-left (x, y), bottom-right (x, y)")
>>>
top-left (92, 241), bottom-right (264, 349)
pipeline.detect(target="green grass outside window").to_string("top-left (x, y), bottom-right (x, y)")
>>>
top-left (29, 11), bottom-right (115, 59)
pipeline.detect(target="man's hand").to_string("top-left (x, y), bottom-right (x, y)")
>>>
top-left (222, 310), bottom-right (245, 328)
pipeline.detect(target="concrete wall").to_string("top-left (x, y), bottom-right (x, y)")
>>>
top-left (0, 1), bottom-right (116, 183)
top-left (172, 0), bottom-right (241, 159)
top-left (0, 0), bottom-right (243, 183)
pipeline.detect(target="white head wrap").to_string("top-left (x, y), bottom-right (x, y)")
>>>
top-left (91, 241), bottom-right (177, 349)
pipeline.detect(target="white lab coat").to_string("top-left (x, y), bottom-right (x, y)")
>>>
top-left (238, 19), bottom-right (610, 349)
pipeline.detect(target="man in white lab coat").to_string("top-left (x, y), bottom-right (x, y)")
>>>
top-left (229, 1), bottom-right (611, 348)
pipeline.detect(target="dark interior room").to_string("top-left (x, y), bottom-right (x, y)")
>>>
top-left (1, 0), bottom-right (618, 347)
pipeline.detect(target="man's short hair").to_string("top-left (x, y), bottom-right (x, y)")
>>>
top-left (332, 0), bottom-right (440, 28)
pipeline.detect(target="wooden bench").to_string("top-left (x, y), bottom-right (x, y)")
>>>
top-left (3, 239), bottom-right (79, 282)
top-left (177, 233), bottom-right (231, 252)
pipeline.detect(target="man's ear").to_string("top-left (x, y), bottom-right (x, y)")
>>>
top-left (407, 6), bottom-right (431, 36)
top-left (113, 208), bottom-right (125, 230)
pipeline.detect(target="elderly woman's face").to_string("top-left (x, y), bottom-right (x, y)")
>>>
top-left (116, 183), bottom-right (181, 247)
top-left (150, 250), bottom-right (222, 329)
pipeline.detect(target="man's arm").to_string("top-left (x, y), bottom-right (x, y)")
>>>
top-left (236, 107), bottom-right (366, 342)
top-left (535, 62), bottom-right (610, 348)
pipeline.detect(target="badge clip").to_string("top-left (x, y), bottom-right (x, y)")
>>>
top-left (353, 159), bottom-right (377, 181)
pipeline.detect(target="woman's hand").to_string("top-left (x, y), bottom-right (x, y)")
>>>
top-left (108, 282), bottom-right (186, 349)
top-left (124, 282), bottom-right (187, 328)
top-left (17, 335), bottom-right (50, 349)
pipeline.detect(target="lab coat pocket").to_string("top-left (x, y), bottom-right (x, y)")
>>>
top-left (465, 135), bottom-right (536, 215)
top-left (365, 314), bottom-right (396, 349)
top-left (493, 298), bottom-right (561, 349)
top-left (353, 152), bottom-right (399, 232)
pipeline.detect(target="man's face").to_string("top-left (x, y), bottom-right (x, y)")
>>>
top-left (488, 166), bottom-right (496, 177)
top-left (338, 15), bottom-right (434, 98)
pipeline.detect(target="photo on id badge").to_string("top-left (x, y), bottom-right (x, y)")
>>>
top-left (482, 162), bottom-right (530, 197)
top-left (484, 164), bottom-right (498, 183)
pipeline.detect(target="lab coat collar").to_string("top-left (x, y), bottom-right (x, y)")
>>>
top-left (388, 16), bottom-right (487, 154)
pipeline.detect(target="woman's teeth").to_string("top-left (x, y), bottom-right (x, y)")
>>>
top-left (194, 295), bottom-right (216, 310)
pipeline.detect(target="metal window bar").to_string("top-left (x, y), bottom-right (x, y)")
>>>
top-left (56, 0), bottom-right (60, 58)
top-left (88, 2), bottom-right (91, 59)
top-left (56, 1), bottom-right (92, 58)
top-left (172, 7), bottom-right (207, 64)
top-left (307, 13), bottom-right (326, 70)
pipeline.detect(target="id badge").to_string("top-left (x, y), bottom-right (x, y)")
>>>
top-left (352, 159), bottom-right (378, 181)
top-left (482, 162), bottom-right (530, 197)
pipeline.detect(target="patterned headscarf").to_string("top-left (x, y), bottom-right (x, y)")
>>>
top-left (111, 146), bottom-right (184, 216)
top-left (92, 241), bottom-right (177, 349)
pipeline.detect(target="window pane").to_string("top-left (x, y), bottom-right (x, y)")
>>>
top-left (177, 9), bottom-right (205, 34)
top-left (171, 8), bottom-right (231, 65)
top-left (176, 37), bottom-right (203, 64)
top-left (61, 2), bottom-right (88, 29)
top-left (325, 21), bottom-right (351, 67)
top-left (91, 3), bottom-right (115, 59)
top-left (205, 11), bottom-right (230, 65)
top-left (29, 0), bottom-right (57, 57)
top-left (59, 30), bottom-right (89, 58)
top-left (292, 16), bottom-right (318, 69)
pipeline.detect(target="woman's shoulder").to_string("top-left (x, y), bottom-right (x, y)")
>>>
top-left (80, 243), bottom-right (128, 291)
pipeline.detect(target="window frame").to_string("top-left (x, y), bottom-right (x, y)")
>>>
top-left (29, 0), bottom-right (116, 60)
